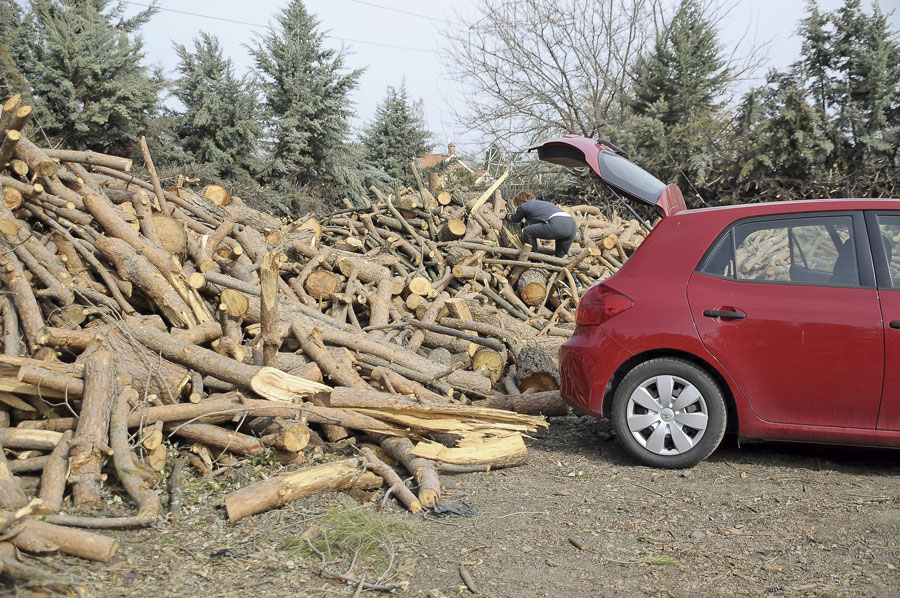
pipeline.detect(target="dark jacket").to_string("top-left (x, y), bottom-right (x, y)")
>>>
top-left (507, 199), bottom-right (567, 226)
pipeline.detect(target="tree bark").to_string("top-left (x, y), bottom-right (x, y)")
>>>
top-left (514, 345), bottom-right (560, 392)
top-left (259, 251), bottom-right (280, 366)
top-left (371, 434), bottom-right (440, 508)
top-left (224, 457), bottom-right (381, 521)
top-left (360, 446), bottom-right (421, 514)
top-left (474, 390), bottom-right (569, 416)
top-left (0, 442), bottom-right (27, 509)
top-left (69, 350), bottom-right (117, 506)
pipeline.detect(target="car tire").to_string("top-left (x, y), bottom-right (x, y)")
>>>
top-left (611, 358), bottom-right (726, 469)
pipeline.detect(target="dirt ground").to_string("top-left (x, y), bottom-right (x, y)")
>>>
top-left (18, 414), bottom-right (900, 598)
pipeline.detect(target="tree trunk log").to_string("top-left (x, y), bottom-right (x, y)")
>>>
top-left (5, 515), bottom-right (119, 562)
top-left (437, 218), bottom-right (467, 242)
top-left (0, 442), bottom-right (27, 509)
top-left (514, 345), bottom-right (560, 392)
top-left (224, 457), bottom-right (381, 521)
top-left (69, 350), bottom-right (117, 506)
top-left (517, 268), bottom-right (548, 306)
top-left (94, 235), bottom-right (194, 328)
top-left (371, 434), bottom-right (440, 508)
top-left (473, 390), bottom-right (569, 416)
top-left (259, 251), bottom-right (280, 366)
top-left (360, 446), bottom-right (421, 514)
top-left (109, 388), bottom-right (159, 525)
top-left (291, 322), bottom-right (370, 390)
top-left (167, 423), bottom-right (263, 456)
top-left (472, 346), bottom-right (506, 384)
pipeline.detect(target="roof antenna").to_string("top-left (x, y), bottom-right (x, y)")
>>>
top-left (665, 149), bottom-right (710, 208)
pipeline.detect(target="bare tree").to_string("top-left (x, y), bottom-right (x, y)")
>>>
top-left (441, 0), bottom-right (663, 153)
top-left (442, 0), bottom-right (768, 149)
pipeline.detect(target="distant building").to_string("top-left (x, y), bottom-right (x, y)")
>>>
top-left (416, 142), bottom-right (492, 187)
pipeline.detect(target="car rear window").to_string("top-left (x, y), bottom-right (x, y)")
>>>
top-left (596, 150), bottom-right (667, 206)
top-left (698, 215), bottom-right (860, 287)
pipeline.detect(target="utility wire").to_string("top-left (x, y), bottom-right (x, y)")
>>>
top-left (123, 1), bottom-right (438, 54)
top-left (348, 0), bottom-right (451, 25)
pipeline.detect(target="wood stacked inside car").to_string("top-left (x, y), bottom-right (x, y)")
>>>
top-left (0, 93), bottom-right (644, 586)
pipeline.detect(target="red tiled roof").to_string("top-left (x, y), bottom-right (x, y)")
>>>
top-left (416, 153), bottom-right (445, 169)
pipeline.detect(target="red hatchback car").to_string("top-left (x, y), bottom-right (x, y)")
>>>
top-left (533, 135), bottom-right (900, 468)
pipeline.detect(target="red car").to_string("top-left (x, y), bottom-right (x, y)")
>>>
top-left (532, 135), bottom-right (900, 468)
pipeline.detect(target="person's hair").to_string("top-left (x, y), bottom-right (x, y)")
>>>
top-left (512, 191), bottom-right (535, 207)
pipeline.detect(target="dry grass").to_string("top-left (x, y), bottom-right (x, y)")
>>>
top-left (280, 503), bottom-right (417, 584)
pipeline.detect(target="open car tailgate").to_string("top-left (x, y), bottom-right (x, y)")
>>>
top-left (529, 135), bottom-right (686, 217)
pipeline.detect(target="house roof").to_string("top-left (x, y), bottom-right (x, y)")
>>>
top-left (416, 153), bottom-right (445, 170)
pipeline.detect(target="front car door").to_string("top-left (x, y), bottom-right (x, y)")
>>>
top-left (687, 211), bottom-right (884, 428)
top-left (869, 211), bottom-right (900, 431)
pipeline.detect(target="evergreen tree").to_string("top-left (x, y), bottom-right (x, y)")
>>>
top-left (732, 71), bottom-right (834, 201)
top-left (171, 32), bottom-right (261, 183)
top-left (0, 0), bottom-right (35, 100)
top-left (735, 0), bottom-right (900, 201)
top-left (629, 0), bottom-right (729, 127)
top-left (625, 0), bottom-right (732, 202)
top-left (827, 0), bottom-right (900, 170)
top-left (250, 0), bottom-right (362, 192)
top-left (798, 0), bottom-right (833, 115)
top-left (361, 82), bottom-right (431, 183)
top-left (27, 0), bottom-right (163, 154)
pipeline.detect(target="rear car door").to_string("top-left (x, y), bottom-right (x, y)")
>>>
top-left (869, 211), bottom-right (900, 431)
top-left (687, 212), bottom-right (884, 428)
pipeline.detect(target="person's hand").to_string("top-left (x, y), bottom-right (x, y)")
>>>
top-left (504, 214), bottom-right (514, 223)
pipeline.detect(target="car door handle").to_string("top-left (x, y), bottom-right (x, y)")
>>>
top-left (891, 321), bottom-right (900, 329)
top-left (703, 309), bottom-right (746, 319)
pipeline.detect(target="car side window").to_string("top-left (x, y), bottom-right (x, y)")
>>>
top-left (699, 215), bottom-right (859, 286)
top-left (876, 214), bottom-right (900, 286)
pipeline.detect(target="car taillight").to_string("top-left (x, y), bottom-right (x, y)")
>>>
top-left (576, 284), bottom-right (633, 326)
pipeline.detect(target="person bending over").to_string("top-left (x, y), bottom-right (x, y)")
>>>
top-left (504, 192), bottom-right (576, 258)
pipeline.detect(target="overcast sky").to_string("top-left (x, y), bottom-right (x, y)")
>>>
top-left (121, 0), bottom-right (898, 155)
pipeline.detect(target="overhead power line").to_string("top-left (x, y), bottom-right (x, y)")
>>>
top-left (123, 1), bottom-right (438, 54)
top-left (347, 0), bottom-right (451, 25)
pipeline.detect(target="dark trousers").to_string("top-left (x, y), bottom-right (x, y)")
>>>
top-left (523, 216), bottom-right (577, 257)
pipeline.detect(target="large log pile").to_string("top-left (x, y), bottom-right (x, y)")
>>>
top-left (0, 94), bottom-right (644, 589)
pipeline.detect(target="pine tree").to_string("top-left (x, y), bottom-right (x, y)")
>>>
top-left (250, 0), bottom-right (362, 192)
top-left (361, 82), bottom-right (431, 183)
top-left (732, 71), bottom-right (834, 201)
top-left (629, 0), bottom-right (729, 127)
top-left (730, 0), bottom-right (900, 202)
top-left (171, 32), bottom-right (261, 183)
top-left (828, 0), bottom-right (900, 170)
top-left (798, 0), bottom-right (833, 115)
top-left (0, 0), bottom-right (35, 100)
top-left (27, 0), bottom-right (163, 154)
top-left (625, 0), bottom-right (732, 201)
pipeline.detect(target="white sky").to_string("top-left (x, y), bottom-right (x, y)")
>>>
top-left (121, 0), bottom-right (899, 155)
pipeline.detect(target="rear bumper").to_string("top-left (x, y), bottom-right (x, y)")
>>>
top-left (559, 326), bottom-right (634, 418)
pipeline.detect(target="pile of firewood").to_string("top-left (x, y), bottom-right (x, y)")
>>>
top-left (0, 93), bottom-right (644, 589)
